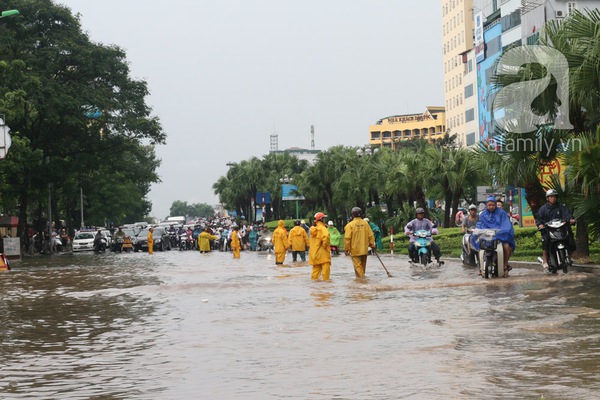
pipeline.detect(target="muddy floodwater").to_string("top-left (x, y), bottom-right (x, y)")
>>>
top-left (1, 250), bottom-right (599, 399)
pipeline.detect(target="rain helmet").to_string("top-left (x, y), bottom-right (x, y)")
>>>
top-left (351, 207), bottom-right (362, 217)
top-left (546, 189), bottom-right (558, 198)
top-left (314, 212), bottom-right (327, 222)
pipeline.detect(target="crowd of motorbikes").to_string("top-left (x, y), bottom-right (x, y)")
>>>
top-left (457, 218), bottom-right (574, 278)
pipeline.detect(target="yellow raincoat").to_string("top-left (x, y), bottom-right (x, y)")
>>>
top-left (288, 225), bottom-right (309, 251)
top-left (147, 228), bottom-right (154, 255)
top-left (272, 220), bottom-right (289, 264)
top-left (309, 220), bottom-right (331, 280)
top-left (198, 231), bottom-right (218, 253)
top-left (230, 229), bottom-right (241, 258)
top-left (344, 217), bottom-right (375, 278)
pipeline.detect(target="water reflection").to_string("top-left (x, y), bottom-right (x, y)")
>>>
top-left (1, 251), bottom-right (599, 399)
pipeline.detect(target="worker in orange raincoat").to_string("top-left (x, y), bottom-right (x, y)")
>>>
top-left (309, 212), bottom-right (331, 280)
top-left (288, 219), bottom-right (309, 262)
top-left (147, 227), bottom-right (154, 255)
top-left (230, 225), bottom-right (242, 258)
top-left (272, 220), bottom-right (289, 265)
top-left (344, 207), bottom-right (375, 278)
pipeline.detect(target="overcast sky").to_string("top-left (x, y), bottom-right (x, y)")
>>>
top-left (58, 0), bottom-right (444, 220)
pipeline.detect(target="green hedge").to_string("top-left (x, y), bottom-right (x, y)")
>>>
top-left (382, 227), bottom-right (600, 263)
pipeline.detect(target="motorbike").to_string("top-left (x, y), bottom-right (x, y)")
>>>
top-left (179, 234), bottom-right (188, 251)
top-left (537, 219), bottom-right (572, 274)
top-left (411, 230), bottom-right (433, 266)
top-left (112, 237), bottom-right (125, 252)
top-left (257, 234), bottom-right (274, 252)
top-left (473, 228), bottom-right (504, 278)
top-left (460, 229), bottom-right (478, 266)
top-left (169, 231), bottom-right (179, 249)
top-left (93, 236), bottom-right (107, 253)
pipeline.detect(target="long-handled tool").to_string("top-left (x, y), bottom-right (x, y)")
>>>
top-left (373, 251), bottom-right (392, 277)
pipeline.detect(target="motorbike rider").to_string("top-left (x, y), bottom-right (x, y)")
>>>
top-left (462, 205), bottom-right (479, 257)
top-left (93, 229), bottom-right (104, 250)
top-left (113, 227), bottom-right (126, 252)
top-left (535, 189), bottom-right (576, 271)
top-left (404, 208), bottom-right (442, 264)
top-left (248, 226), bottom-right (258, 251)
top-left (472, 196), bottom-right (515, 276)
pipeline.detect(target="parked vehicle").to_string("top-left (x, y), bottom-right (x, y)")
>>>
top-left (72, 232), bottom-right (96, 252)
top-left (135, 227), bottom-right (171, 252)
top-left (411, 230), bottom-right (433, 266)
top-left (538, 219), bottom-right (573, 274)
top-left (474, 228), bottom-right (505, 279)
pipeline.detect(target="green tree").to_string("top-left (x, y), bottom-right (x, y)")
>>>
top-left (0, 0), bottom-right (165, 237)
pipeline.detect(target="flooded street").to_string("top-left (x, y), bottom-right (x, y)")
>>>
top-left (1, 250), bottom-right (600, 399)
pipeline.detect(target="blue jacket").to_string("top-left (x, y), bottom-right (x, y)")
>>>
top-left (472, 208), bottom-right (515, 250)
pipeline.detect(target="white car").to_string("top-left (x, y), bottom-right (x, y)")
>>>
top-left (72, 231), bottom-right (96, 252)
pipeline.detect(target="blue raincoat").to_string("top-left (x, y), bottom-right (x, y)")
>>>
top-left (471, 207), bottom-right (516, 251)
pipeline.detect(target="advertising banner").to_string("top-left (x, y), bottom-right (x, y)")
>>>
top-left (520, 188), bottom-right (536, 227)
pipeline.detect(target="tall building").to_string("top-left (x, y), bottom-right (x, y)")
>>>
top-left (369, 106), bottom-right (446, 148)
top-left (441, 0), bottom-right (474, 147)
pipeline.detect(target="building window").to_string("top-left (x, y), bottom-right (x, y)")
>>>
top-left (465, 108), bottom-right (475, 122)
top-left (383, 131), bottom-right (391, 138)
top-left (466, 132), bottom-right (476, 146)
top-left (371, 131), bottom-right (381, 140)
top-left (468, 59), bottom-right (473, 72)
top-left (465, 83), bottom-right (474, 98)
top-left (567, 2), bottom-right (576, 14)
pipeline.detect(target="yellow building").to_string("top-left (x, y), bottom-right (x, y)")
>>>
top-left (369, 106), bottom-right (446, 148)
top-left (441, 0), bottom-right (475, 146)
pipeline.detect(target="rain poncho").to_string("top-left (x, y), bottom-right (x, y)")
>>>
top-left (288, 225), bottom-right (309, 251)
top-left (368, 221), bottom-right (383, 250)
top-left (344, 217), bottom-right (375, 256)
top-left (273, 220), bottom-right (289, 264)
top-left (198, 231), bottom-right (218, 252)
top-left (309, 221), bottom-right (331, 265)
top-left (471, 208), bottom-right (516, 251)
top-left (327, 226), bottom-right (342, 247)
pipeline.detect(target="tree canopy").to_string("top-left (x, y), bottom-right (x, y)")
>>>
top-left (0, 0), bottom-right (165, 235)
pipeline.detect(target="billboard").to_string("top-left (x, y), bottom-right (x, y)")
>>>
top-left (474, 11), bottom-right (485, 63)
top-left (281, 184), bottom-right (305, 201)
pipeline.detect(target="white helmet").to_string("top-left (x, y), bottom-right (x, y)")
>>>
top-left (546, 189), bottom-right (558, 198)
top-left (327, 221), bottom-right (333, 226)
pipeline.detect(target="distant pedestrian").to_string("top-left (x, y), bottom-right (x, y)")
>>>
top-left (273, 220), bottom-right (289, 265)
top-left (364, 218), bottom-right (382, 252)
top-left (309, 212), bottom-right (331, 280)
top-left (147, 227), bottom-right (154, 255)
top-left (327, 221), bottom-right (341, 256)
top-left (344, 207), bottom-right (375, 278)
top-left (230, 225), bottom-right (242, 258)
top-left (288, 219), bottom-right (309, 262)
